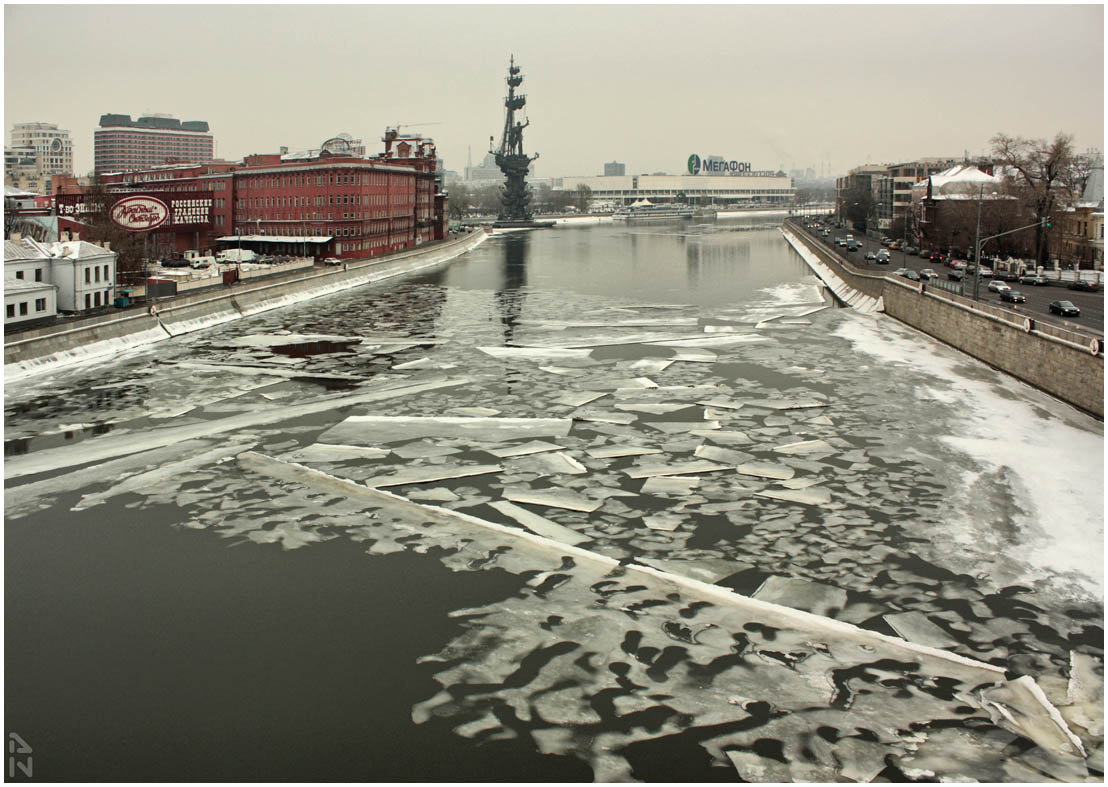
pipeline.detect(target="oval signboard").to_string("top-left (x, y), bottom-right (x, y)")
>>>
top-left (1090, 337), bottom-right (1101, 356)
top-left (110, 195), bottom-right (169, 231)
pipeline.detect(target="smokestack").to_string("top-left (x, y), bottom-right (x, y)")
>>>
top-left (103, 241), bottom-right (111, 252)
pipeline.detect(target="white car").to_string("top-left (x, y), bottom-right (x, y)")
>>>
top-left (987, 280), bottom-right (1011, 293)
top-left (323, 257), bottom-right (342, 266)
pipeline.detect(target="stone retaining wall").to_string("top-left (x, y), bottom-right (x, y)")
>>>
top-left (786, 220), bottom-right (1103, 418)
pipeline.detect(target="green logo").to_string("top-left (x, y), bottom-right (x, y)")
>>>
top-left (687, 154), bottom-right (701, 175)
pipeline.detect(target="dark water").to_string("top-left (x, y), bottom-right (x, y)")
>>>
top-left (5, 215), bottom-right (1102, 781)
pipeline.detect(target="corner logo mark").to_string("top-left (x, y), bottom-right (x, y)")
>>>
top-left (8, 733), bottom-right (32, 779)
top-left (687, 154), bottom-right (701, 175)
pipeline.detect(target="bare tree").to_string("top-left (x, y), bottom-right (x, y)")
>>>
top-left (990, 132), bottom-right (1080, 265)
top-left (574, 184), bottom-right (592, 213)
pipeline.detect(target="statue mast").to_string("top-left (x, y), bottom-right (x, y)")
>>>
top-left (491, 55), bottom-right (539, 222)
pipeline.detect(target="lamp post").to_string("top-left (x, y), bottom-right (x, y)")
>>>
top-left (969, 186), bottom-right (998, 300)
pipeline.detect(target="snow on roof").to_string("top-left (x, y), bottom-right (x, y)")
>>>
top-left (43, 240), bottom-right (115, 260)
top-left (5, 185), bottom-right (39, 198)
top-left (3, 277), bottom-right (54, 293)
top-left (4, 237), bottom-right (52, 261)
top-left (928, 164), bottom-right (1000, 191)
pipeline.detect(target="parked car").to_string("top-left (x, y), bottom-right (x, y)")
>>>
top-left (987, 280), bottom-right (1011, 293)
top-left (904, 270), bottom-right (921, 281)
top-left (919, 268), bottom-right (937, 280)
top-left (1049, 300), bottom-right (1081, 317)
top-left (864, 251), bottom-right (877, 260)
top-left (894, 268), bottom-right (911, 277)
top-left (918, 249), bottom-right (932, 259)
top-left (889, 241), bottom-right (901, 250)
top-left (904, 246), bottom-right (919, 255)
top-left (948, 269), bottom-right (965, 281)
top-left (323, 257), bottom-right (342, 266)
top-left (1068, 279), bottom-right (1101, 292)
top-left (1019, 273), bottom-right (1048, 285)
top-left (1000, 289), bottom-right (1026, 304)
top-left (880, 237), bottom-right (891, 246)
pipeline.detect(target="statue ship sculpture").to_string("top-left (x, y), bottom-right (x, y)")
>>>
top-left (490, 56), bottom-right (554, 229)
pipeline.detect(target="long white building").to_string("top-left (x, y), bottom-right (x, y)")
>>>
top-left (552, 172), bottom-right (793, 206)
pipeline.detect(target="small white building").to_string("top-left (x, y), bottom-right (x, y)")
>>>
top-left (4, 231), bottom-right (118, 324)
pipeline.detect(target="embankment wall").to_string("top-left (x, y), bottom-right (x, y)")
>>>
top-left (5, 230), bottom-right (488, 379)
top-left (784, 221), bottom-right (1103, 418)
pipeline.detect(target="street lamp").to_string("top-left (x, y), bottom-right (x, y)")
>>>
top-left (969, 186), bottom-right (998, 300)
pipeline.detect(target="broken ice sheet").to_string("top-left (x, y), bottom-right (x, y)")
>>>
top-left (884, 611), bottom-right (961, 650)
top-left (641, 476), bottom-right (701, 495)
top-left (477, 346), bottom-right (594, 360)
top-left (506, 452), bottom-right (588, 476)
top-left (362, 463), bottom-right (503, 488)
top-left (755, 486), bottom-right (832, 506)
top-left (693, 444), bottom-right (752, 465)
top-left (487, 500), bottom-right (592, 545)
top-left (671, 348), bottom-right (717, 362)
top-left (612, 402), bottom-right (688, 415)
top-left (772, 438), bottom-right (834, 455)
top-left (550, 391), bottom-right (607, 408)
top-left (444, 406), bottom-right (501, 417)
top-left (390, 440), bottom-right (462, 460)
top-left (282, 443), bottom-right (391, 463)
top-left (486, 440), bottom-right (566, 458)
top-left (621, 358), bottom-right (674, 374)
top-left (319, 415), bottom-right (573, 444)
top-left (406, 487), bottom-right (461, 503)
top-left (643, 513), bottom-right (684, 531)
top-left (752, 575), bottom-right (848, 618)
top-left (585, 444), bottom-right (663, 459)
top-left (694, 429), bottom-right (754, 445)
top-left (736, 462), bottom-right (796, 480)
top-left (624, 460), bottom-right (731, 479)
top-left (502, 487), bottom-right (601, 512)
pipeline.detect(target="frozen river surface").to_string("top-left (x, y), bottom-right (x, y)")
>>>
top-left (5, 217), bottom-right (1103, 781)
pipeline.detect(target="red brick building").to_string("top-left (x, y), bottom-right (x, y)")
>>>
top-left (57, 130), bottom-right (446, 261)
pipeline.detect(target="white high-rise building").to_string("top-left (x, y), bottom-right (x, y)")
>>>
top-left (10, 122), bottom-right (73, 177)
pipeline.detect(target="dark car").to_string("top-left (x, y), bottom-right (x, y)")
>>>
top-left (1049, 300), bottom-right (1080, 317)
top-left (904, 246), bottom-right (919, 255)
top-left (904, 270), bottom-right (921, 281)
top-left (1068, 279), bottom-right (1101, 292)
top-left (1000, 289), bottom-right (1026, 304)
top-left (918, 249), bottom-right (932, 259)
top-left (948, 269), bottom-right (965, 281)
top-left (864, 251), bottom-right (877, 260)
top-left (929, 252), bottom-right (945, 265)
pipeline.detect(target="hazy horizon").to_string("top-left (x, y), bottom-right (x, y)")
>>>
top-left (4, 4), bottom-right (1104, 179)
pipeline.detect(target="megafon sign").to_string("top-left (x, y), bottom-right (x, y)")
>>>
top-left (687, 154), bottom-right (752, 175)
top-left (109, 195), bottom-right (169, 231)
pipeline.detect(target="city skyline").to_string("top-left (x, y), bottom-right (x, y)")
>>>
top-left (4, 4), bottom-right (1104, 179)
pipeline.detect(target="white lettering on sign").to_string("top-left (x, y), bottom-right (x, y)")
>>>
top-left (110, 196), bottom-right (169, 231)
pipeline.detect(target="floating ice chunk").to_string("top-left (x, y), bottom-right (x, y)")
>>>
top-left (488, 501), bottom-right (592, 545)
top-left (538, 366), bottom-right (585, 375)
top-left (551, 391), bottom-right (608, 408)
top-left (390, 441), bottom-right (462, 460)
top-left (283, 443), bottom-right (391, 462)
top-left (648, 420), bottom-right (719, 434)
top-left (624, 358), bottom-right (674, 373)
top-left (702, 324), bottom-right (745, 333)
top-left (320, 415), bottom-right (573, 445)
top-left (671, 348), bottom-right (717, 362)
top-left (624, 460), bottom-right (731, 479)
top-left (225, 332), bottom-right (364, 349)
top-left (753, 575), bottom-right (848, 618)
top-left (613, 402), bottom-right (687, 415)
top-left (981, 676), bottom-right (1087, 758)
top-left (445, 406), bottom-right (501, 417)
top-left (703, 408), bottom-right (736, 421)
top-left (745, 398), bottom-right (827, 410)
top-left (514, 452), bottom-right (588, 476)
top-left (755, 486), bottom-right (832, 505)
top-left (502, 487), bottom-right (602, 512)
top-left (72, 439), bottom-right (257, 510)
top-left (694, 429), bottom-right (753, 445)
top-left (884, 611), bottom-right (961, 650)
top-left (778, 477), bottom-right (823, 490)
top-left (806, 415), bottom-right (835, 425)
top-left (486, 440), bottom-right (566, 458)
top-left (407, 487), bottom-right (461, 502)
top-left (641, 476), bottom-right (701, 494)
top-left (696, 399), bottom-right (745, 410)
top-left (5, 376), bottom-right (472, 481)
top-left (726, 750), bottom-right (792, 782)
top-left (392, 357), bottom-right (457, 371)
top-left (574, 413), bottom-right (637, 425)
top-left (635, 557), bottom-right (752, 584)
top-left (778, 318), bottom-right (812, 325)
top-left (363, 464), bottom-right (503, 488)
top-left (643, 513), bottom-right (684, 531)
top-left (648, 335), bottom-right (771, 348)
top-left (478, 346), bottom-right (593, 360)
top-left (773, 439), bottom-right (834, 455)
top-left (694, 444), bottom-right (752, 465)
top-left (585, 445), bottom-right (663, 459)
top-left (736, 462), bottom-right (796, 480)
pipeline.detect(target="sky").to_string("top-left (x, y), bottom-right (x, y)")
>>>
top-left (4, 4), bottom-right (1104, 179)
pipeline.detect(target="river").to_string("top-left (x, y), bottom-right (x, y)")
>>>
top-left (5, 213), bottom-right (1103, 781)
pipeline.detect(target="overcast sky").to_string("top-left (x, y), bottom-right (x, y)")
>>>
top-left (4, 4), bottom-right (1104, 179)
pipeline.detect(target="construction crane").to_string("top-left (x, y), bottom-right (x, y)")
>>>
top-left (393, 121), bottom-right (444, 132)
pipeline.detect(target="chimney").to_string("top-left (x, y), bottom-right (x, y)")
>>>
top-left (72, 231), bottom-right (80, 241)
top-left (103, 241), bottom-right (112, 252)
top-left (11, 232), bottom-right (21, 242)
top-left (280, 146), bottom-right (288, 155)
top-left (61, 230), bottom-right (70, 242)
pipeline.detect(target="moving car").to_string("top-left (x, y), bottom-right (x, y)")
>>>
top-left (904, 270), bottom-right (921, 281)
top-left (987, 280), bottom-right (1011, 293)
top-left (889, 241), bottom-right (901, 250)
top-left (1000, 289), bottom-right (1026, 304)
top-left (876, 250), bottom-right (891, 263)
top-left (919, 268), bottom-right (937, 280)
top-left (847, 241), bottom-right (859, 252)
top-left (1019, 273), bottom-right (1048, 285)
top-left (1049, 300), bottom-right (1080, 317)
top-left (948, 269), bottom-right (965, 281)
top-left (1068, 279), bottom-right (1101, 292)
top-left (323, 257), bottom-right (342, 266)
top-left (864, 251), bottom-right (877, 261)
top-left (904, 246), bottom-right (919, 255)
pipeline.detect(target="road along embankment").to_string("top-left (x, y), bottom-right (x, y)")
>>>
top-left (5, 229), bottom-right (489, 381)
top-left (782, 221), bottom-right (1103, 419)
